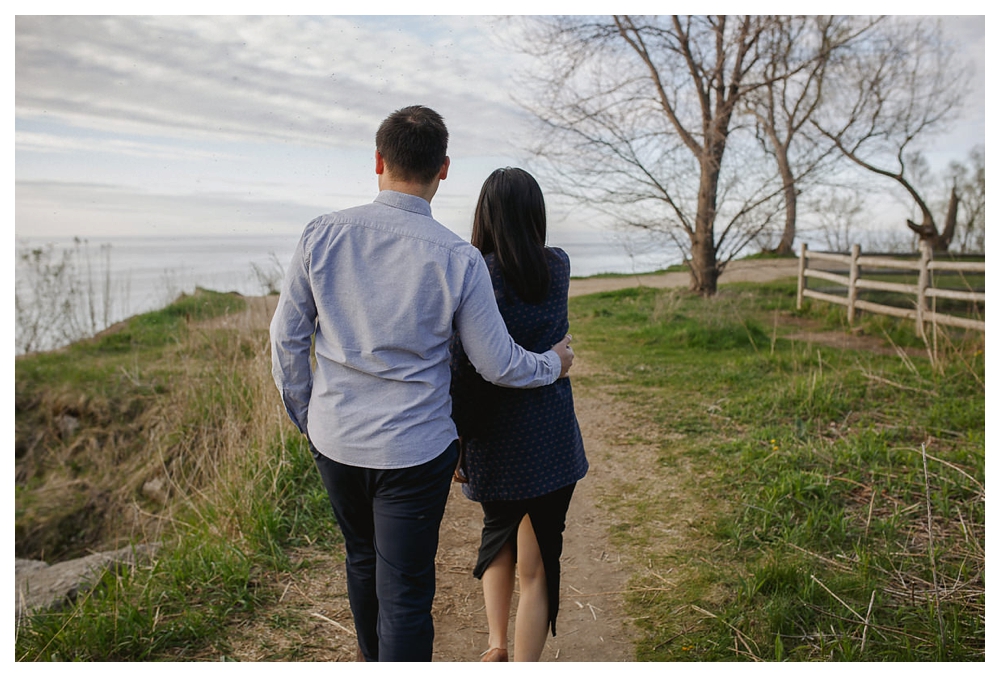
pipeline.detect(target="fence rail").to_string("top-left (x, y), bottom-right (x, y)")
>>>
top-left (796, 243), bottom-right (985, 336)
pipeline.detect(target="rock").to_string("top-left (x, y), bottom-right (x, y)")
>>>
top-left (58, 414), bottom-right (79, 439)
top-left (142, 477), bottom-right (169, 505)
top-left (15, 544), bottom-right (158, 621)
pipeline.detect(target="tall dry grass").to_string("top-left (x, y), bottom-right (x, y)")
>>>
top-left (16, 291), bottom-right (336, 659)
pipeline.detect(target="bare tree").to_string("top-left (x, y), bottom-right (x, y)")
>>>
top-left (804, 186), bottom-right (867, 252)
top-left (948, 146), bottom-right (985, 254)
top-left (516, 15), bottom-right (784, 295)
top-left (15, 239), bottom-right (123, 355)
top-left (744, 15), bottom-right (879, 254)
top-left (15, 243), bottom-right (78, 354)
top-left (811, 17), bottom-right (970, 251)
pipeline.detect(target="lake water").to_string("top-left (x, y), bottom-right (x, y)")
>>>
top-left (14, 229), bottom-right (679, 353)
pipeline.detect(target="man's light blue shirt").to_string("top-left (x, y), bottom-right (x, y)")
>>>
top-left (270, 190), bottom-right (562, 469)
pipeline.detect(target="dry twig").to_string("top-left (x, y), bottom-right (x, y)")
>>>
top-left (921, 443), bottom-right (946, 651)
top-left (690, 605), bottom-right (761, 661)
top-left (860, 589), bottom-right (876, 654)
top-left (311, 612), bottom-right (356, 637)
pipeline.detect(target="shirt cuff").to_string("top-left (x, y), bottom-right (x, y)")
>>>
top-left (542, 349), bottom-right (562, 383)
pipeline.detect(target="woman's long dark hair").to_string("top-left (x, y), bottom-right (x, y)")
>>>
top-left (471, 167), bottom-right (550, 304)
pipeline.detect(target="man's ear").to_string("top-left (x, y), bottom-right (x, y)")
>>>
top-left (375, 151), bottom-right (385, 175)
top-left (438, 156), bottom-right (450, 181)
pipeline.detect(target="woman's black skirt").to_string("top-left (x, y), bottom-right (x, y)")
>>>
top-left (472, 482), bottom-right (577, 637)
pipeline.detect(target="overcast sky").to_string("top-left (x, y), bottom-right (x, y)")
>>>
top-left (13, 10), bottom-right (988, 243)
top-left (15, 14), bottom-right (543, 240)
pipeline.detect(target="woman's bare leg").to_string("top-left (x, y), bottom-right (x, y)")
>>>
top-left (513, 515), bottom-right (549, 661)
top-left (481, 539), bottom-right (515, 659)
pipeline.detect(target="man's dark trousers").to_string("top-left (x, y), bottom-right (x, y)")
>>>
top-left (312, 440), bottom-right (459, 661)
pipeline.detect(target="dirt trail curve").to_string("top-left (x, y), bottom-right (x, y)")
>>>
top-left (219, 259), bottom-right (801, 661)
top-left (433, 258), bottom-right (801, 661)
top-left (567, 258), bottom-right (800, 298)
top-left (430, 383), bottom-right (635, 661)
top-left (224, 258), bottom-right (801, 330)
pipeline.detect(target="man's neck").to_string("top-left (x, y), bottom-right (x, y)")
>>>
top-left (378, 175), bottom-right (439, 204)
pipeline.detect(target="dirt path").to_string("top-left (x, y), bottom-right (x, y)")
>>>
top-left (209, 259), bottom-right (802, 334)
top-left (221, 260), bottom-right (804, 661)
top-left (430, 378), bottom-right (636, 661)
top-left (567, 258), bottom-right (800, 297)
top-left (225, 357), bottom-right (640, 662)
top-left (431, 259), bottom-right (803, 660)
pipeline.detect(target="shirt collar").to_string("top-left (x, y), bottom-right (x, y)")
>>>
top-left (374, 190), bottom-right (433, 218)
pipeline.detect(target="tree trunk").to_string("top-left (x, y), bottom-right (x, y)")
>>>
top-left (936, 186), bottom-right (959, 251)
top-left (689, 158), bottom-right (721, 295)
top-left (689, 235), bottom-right (719, 295)
top-left (773, 148), bottom-right (797, 254)
top-left (905, 186), bottom-right (956, 252)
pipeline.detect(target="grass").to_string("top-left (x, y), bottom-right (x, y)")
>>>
top-left (17, 432), bottom-right (333, 660)
top-left (567, 281), bottom-right (984, 661)
top-left (15, 288), bottom-right (250, 561)
top-left (15, 288), bottom-right (337, 660)
top-left (14, 276), bottom-right (985, 661)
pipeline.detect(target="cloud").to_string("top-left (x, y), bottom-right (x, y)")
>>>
top-left (15, 16), bottom-right (531, 155)
top-left (14, 13), bottom-right (986, 242)
top-left (15, 179), bottom-right (332, 238)
top-left (14, 173), bottom-right (493, 241)
top-left (14, 15), bottom-right (543, 238)
top-left (15, 130), bottom-right (239, 161)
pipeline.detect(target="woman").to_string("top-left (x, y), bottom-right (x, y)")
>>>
top-left (450, 167), bottom-right (588, 662)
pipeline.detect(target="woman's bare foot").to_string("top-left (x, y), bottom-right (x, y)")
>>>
top-left (480, 647), bottom-right (509, 662)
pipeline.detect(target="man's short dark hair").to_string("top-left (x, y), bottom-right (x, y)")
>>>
top-left (375, 105), bottom-right (449, 184)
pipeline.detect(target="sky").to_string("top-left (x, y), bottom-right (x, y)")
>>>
top-left (11, 9), bottom-right (988, 247)
top-left (14, 13), bottom-right (543, 241)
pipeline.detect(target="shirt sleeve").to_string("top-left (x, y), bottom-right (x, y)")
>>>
top-left (453, 253), bottom-right (561, 388)
top-left (269, 226), bottom-right (318, 434)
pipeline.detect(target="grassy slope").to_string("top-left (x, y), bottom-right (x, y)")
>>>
top-left (568, 280), bottom-right (984, 661)
top-left (15, 289), bottom-right (336, 660)
top-left (14, 280), bottom-right (985, 661)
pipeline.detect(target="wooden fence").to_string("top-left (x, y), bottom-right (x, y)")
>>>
top-left (796, 242), bottom-right (985, 336)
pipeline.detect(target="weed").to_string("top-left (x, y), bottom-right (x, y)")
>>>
top-left (570, 279), bottom-right (984, 661)
top-left (15, 289), bottom-right (339, 660)
top-left (15, 276), bottom-right (983, 661)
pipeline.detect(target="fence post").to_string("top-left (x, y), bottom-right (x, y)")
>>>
top-left (917, 241), bottom-right (930, 340)
top-left (848, 243), bottom-right (860, 324)
top-left (797, 242), bottom-right (807, 310)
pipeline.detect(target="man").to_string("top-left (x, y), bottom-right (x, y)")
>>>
top-left (269, 105), bottom-right (574, 662)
